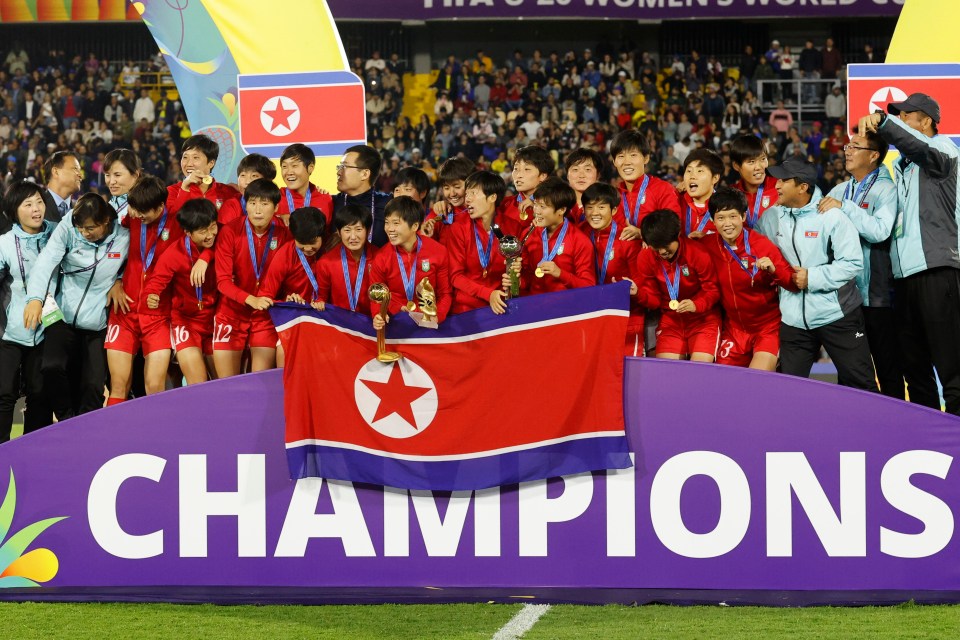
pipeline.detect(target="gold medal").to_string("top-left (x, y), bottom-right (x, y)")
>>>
top-left (201, 176), bottom-right (213, 185)
top-left (406, 301), bottom-right (417, 312)
top-left (669, 299), bottom-right (680, 311)
top-left (482, 269), bottom-right (488, 278)
top-left (198, 301), bottom-right (203, 311)
top-left (519, 211), bottom-right (529, 221)
top-left (535, 267), bottom-right (545, 278)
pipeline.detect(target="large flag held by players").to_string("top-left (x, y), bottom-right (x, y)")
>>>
top-left (270, 283), bottom-right (633, 491)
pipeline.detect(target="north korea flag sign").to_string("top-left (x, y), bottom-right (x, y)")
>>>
top-left (238, 71), bottom-right (367, 158)
top-left (270, 283), bottom-right (633, 491)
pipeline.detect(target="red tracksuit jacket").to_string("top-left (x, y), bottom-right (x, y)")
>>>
top-left (634, 236), bottom-right (720, 315)
top-left (733, 175), bottom-right (779, 230)
top-left (447, 214), bottom-right (522, 313)
top-left (521, 219), bottom-right (596, 295)
top-left (616, 174), bottom-right (681, 231)
top-left (368, 236), bottom-right (452, 322)
top-left (258, 241), bottom-right (323, 303)
top-left (142, 236), bottom-right (218, 319)
top-left (165, 179), bottom-right (240, 216)
top-left (215, 217), bottom-right (292, 320)
top-left (317, 244), bottom-right (378, 316)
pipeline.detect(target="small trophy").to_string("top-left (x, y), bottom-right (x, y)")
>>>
top-left (368, 283), bottom-right (402, 362)
top-left (416, 277), bottom-right (439, 326)
top-left (493, 224), bottom-right (521, 299)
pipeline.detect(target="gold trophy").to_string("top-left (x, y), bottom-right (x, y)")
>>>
top-left (416, 277), bottom-right (438, 325)
top-left (368, 283), bottom-right (402, 362)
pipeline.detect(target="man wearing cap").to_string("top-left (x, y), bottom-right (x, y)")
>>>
top-left (765, 156), bottom-right (877, 391)
top-left (860, 93), bottom-right (960, 413)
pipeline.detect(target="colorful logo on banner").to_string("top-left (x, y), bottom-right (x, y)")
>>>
top-left (0, 470), bottom-right (67, 588)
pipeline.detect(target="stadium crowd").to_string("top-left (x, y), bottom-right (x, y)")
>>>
top-left (2, 37), bottom-right (957, 445)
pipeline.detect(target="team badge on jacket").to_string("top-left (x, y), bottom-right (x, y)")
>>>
top-left (421, 259), bottom-right (431, 272)
top-left (160, 229), bottom-right (170, 241)
top-left (269, 238), bottom-right (279, 250)
top-left (761, 196), bottom-right (770, 208)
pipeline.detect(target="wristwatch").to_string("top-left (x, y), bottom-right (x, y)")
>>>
top-left (873, 109), bottom-right (887, 125)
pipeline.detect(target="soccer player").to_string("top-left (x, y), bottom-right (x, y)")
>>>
top-left (393, 166), bottom-right (432, 204)
top-left (520, 177), bottom-right (596, 296)
top-left (369, 196), bottom-right (451, 327)
top-left (316, 204), bottom-right (378, 315)
top-left (143, 199), bottom-right (219, 385)
top-left (730, 134), bottom-right (780, 235)
top-left (678, 148), bottom-right (722, 238)
top-left (634, 210), bottom-right (720, 362)
top-left (214, 178), bottom-right (292, 377)
top-left (278, 143), bottom-right (333, 227)
top-left (165, 134), bottom-right (240, 216)
top-left (105, 176), bottom-right (182, 403)
top-left (424, 157), bottom-right (474, 245)
top-left (334, 144), bottom-right (392, 248)
top-left (501, 145), bottom-right (554, 232)
top-left (564, 148), bottom-right (604, 226)
top-left (259, 207), bottom-right (327, 306)
top-left (765, 157), bottom-right (877, 390)
top-left (448, 170), bottom-right (520, 314)
top-left (217, 153), bottom-right (277, 226)
top-left (701, 187), bottom-right (796, 370)
top-left (581, 182), bottom-right (644, 355)
top-left (610, 129), bottom-right (681, 241)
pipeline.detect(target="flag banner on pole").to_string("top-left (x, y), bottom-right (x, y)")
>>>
top-left (270, 282), bottom-right (633, 491)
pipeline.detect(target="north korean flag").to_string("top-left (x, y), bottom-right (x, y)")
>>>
top-left (847, 63), bottom-right (960, 138)
top-left (270, 283), bottom-right (633, 491)
top-left (238, 71), bottom-right (367, 158)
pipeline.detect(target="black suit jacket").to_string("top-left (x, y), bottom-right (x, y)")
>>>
top-left (42, 188), bottom-right (67, 223)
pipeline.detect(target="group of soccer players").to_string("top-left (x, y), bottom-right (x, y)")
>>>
top-left (0, 120), bottom-right (901, 440)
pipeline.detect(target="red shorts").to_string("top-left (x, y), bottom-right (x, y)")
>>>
top-left (717, 321), bottom-right (780, 367)
top-left (105, 310), bottom-right (172, 355)
top-left (625, 314), bottom-right (645, 357)
top-left (172, 311), bottom-right (215, 356)
top-left (212, 312), bottom-right (277, 351)
top-left (655, 310), bottom-right (721, 357)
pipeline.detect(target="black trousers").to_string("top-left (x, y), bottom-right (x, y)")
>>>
top-left (863, 306), bottom-right (906, 400)
top-left (0, 340), bottom-right (52, 441)
top-left (41, 322), bottom-right (107, 420)
top-left (780, 308), bottom-right (878, 392)
top-left (893, 267), bottom-right (960, 414)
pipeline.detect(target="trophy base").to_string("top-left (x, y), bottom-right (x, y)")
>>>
top-left (408, 311), bottom-right (439, 330)
top-left (377, 351), bottom-right (403, 363)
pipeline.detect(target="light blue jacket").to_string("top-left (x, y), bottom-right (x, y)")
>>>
top-left (26, 216), bottom-right (130, 331)
top-left (766, 189), bottom-right (864, 330)
top-left (0, 221), bottom-right (56, 346)
top-left (826, 165), bottom-right (897, 307)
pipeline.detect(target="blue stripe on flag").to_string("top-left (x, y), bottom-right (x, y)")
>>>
top-left (238, 71), bottom-right (361, 88)
top-left (846, 63), bottom-right (960, 78)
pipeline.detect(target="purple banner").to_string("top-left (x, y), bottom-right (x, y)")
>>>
top-left (0, 358), bottom-right (958, 604)
top-left (326, 0), bottom-right (903, 21)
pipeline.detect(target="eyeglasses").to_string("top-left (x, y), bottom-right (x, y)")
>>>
top-left (336, 163), bottom-right (361, 172)
top-left (843, 145), bottom-right (878, 153)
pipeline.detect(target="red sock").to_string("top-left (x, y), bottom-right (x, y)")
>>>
top-left (106, 397), bottom-right (126, 407)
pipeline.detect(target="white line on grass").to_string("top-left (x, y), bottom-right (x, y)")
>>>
top-left (492, 604), bottom-right (552, 640)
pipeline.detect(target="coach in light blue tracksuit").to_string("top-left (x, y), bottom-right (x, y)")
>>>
top-left (765, 157), bottom-right (877, 391)
top-left (822, 130), bottom-right (902, 399)
top-left (861, 93), bottom-right (960, 414)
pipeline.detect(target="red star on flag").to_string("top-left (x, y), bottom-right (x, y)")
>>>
top-left (264, 98), bottom-right (297, 132)
top-left (361, 363), bottom-right (432, 428)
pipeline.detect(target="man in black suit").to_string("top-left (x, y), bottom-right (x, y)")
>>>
top-left (42, 151), bottom-right (82, 223)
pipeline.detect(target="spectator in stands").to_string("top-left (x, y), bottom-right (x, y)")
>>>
top-left (821, 38), bottom-right (843, 80)
top-left (825, 85), bottom-right (846, 131)
top-left (133, 88), bottom-right (155, 124)
top-left (798, 40), bottom-right (822, 103)
top-left (5, 43), bottom-right (28, 75)
top-left (768, 100), bottom-right (793, 154)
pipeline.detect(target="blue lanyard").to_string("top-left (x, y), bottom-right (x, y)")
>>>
top-left (286, 187), bottom-right (312, 213)
top-left (592, 221), bottom-right (618, 283)
top-left (620, 175), bottom-right (649, 226)
top-left (843, 168), bottom-right (880, 207)
top-left (473, 222), bottom-right (494, 271)
top-left (661, 261), bottom-right (681, 303)
top-left (296, 246), bottom-right (320, 301)
top-left (340, 246), bottom-right (367, 311)
top-left (183, 237), bottom-right (204, 307)
top-left (13, 235), bottom-right (27, 293)
top-left (540, 219), bottom-right (569, 264)
top-left (395, 237), bottom-right (422, 302)
top-left (721, 230), bottom-right (759, 282)
top-left (444, 207), bottom-right (459, 226)
top-left (110, 194), bottom-right (128, 219)
top-left (747, 184), bottom-right (764, 229)
top-left (240, 195), bottom-right (246, 212)
top-left (141, 208), bottom-right (167, 274)
top-left (342, 191), bottom-right (378, 242)
top-left (245, 218), bottom-right (275, 287)
top-left (685, 205), bottom-right (710, 235)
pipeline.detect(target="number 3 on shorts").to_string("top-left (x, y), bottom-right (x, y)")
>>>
top-left (718, 340), bottom-right (734, 359)
top-left (213, 322), bottom-right (233, 344)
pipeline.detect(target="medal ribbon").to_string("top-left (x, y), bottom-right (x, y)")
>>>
top-left (747, 184), bottom-right (764, 228)
top-left (341, 246), bottom-right (368, 312)
top-left (285, 187), bottom-right (312, 214)
top-left (620, 175), bottom-right (649, 227)
top-left (474, 222), bottom-right (494, 273)
top-left (396, 237), bottom-right (422, 302)
top-left (661, 261), bottom-right (681, 304)
top-left (685, 205), bottom-right (710, 235)
top-left (296, 246), bottom-right (320, 302)
top-left (245, 218), bottom-right (275, 287)
top-left (183, 237), bottom-right (204, 307)
top-left (540, 219), bottom-right (569, 265)
top-left (721, 230), bottom-right (759, 281)
top-left (141, 208), bottom-right (167, 274)
top-left (592, 221), bottom-right (618, 284)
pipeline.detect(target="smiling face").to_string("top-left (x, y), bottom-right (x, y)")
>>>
top-left (104, 160), bottom-right (139, 197)
top-left (683, 160), bottom-right (720, 202)
top-left (384, 214), bottom-right (418, 248)
top-left (713, 207), bottom-right (745, 244)
top-left (441, 179), bottom-right (466, 208)
top-left (533, 199), bottom-right (565, 231)
top-left (775, 178), bottom-right (808, 208)
top-left (393, 182), bottom-right (424, 202)
top-left (734, 153), bottom-right (769, 188)
top-left (188, 221), bottom-right (218, 249)
top-left (584, 201), bottom-right (613, 231)
top-left (53, 155), bottom-right (83, 194)
top-left (566, 159), bottom-right (599, 194)
top-left (16, 192), bottom-right (45, 233)
top-left (613, 148), bottom-right (648, 186)
top-left (280, 157), bottom-right (313, 193)
top-left (180, 148), bottom-right (215, 179)
top-left (844, 134), bottom-right (879, 175)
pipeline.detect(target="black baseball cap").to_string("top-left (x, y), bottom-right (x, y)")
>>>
top-left (767, 157), bottom-right (817, 183)
top-left (888, 92), bottom-right (941, 124)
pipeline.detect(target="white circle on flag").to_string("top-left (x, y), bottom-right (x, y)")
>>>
top-left (354, 358), bottom-right (438, 438)
top-left (259, 95), bottom-right (301, 137)
top-left (869, 86), bottom-right (908, 115)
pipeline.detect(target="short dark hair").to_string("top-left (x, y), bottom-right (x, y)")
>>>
top-left (464, 170), bottom-right (507, 208)
top-left (394, 167), bottom-right (431, 196)
top-left (384, 195), bottom-right (423, 227)
top-left (181, 134), bottom-right (219, 163)
top-left (682, 148), bottom-right (724, 177)
top-left (289, 207), bottom-right (327, 244)
top-left (513, 145), bottom-right (555, 176)
top-left (863, 130), bottom-right (889, 169)
top-left (177, 198), bottom-right (218, 232)
top-left (2, 180), bottom-right (45, 227)
top-left (345, 144), bottom-right (382, 184)
top-left (334, 203), bottom-right (372, 232)
top-left (532, 176), bottom-right (576, 213)
top-left (564, 148), bottom-right (605, 174)
top-left (581, 182), bottom-right (620, 208)
top-left (103, 148), bottom-right (141, 177)
top-left (610, 129), bottom-right (651, 159)
top-left (72, 193), bottom-right (117, 228)
top-left (43, 151), bottom-right (78, 185)
top-left (244, 177), bottom-right (281, 205)
top-left (127, 175), bottom-right (167, 213)
top-left (237, 153), bottom-right (276, 181)
top-left (708, 186), bottom-right (748, 218)
top-left (640, 209), bottom-right (681, 248)
top-left (788, 176), bottom-right (816, 194)
top-left (729, 134), bottom-right (766, 166)
top-left (280, 143), bottom-right (315, 168)
top-left (438, 157), bottom-right (475, 185)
